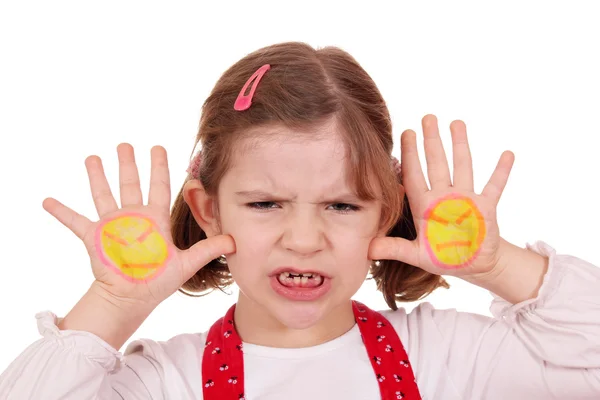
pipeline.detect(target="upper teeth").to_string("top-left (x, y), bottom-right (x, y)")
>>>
top-left (278, 272), bottom-right (322, 282)
top-left (284, 272), bottom-right (315, 278)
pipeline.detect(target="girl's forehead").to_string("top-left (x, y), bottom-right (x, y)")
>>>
top-left (239, 118), bottom-right (342, 146)
top-left (220, 130), bottom-right (383, 199)
top-left (236, 121), bottom-right (345, 155)
top-left (223, 134), bottom-right (354, 190)
top-left (235, 134), bottom-right (347, 168)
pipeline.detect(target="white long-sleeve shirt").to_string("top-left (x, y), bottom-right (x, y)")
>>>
top-left (1, 241), bottom-right (599, 399)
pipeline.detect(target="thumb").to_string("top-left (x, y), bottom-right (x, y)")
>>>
top-left (368, 236), bottom-right (420, 267)
top-left (180, 234), bottom-right (236, 278)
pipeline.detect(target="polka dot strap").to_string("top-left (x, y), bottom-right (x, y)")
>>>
top-left (201, 305), bottom-right (245, 399)
top-left (353, 301), bottom-right (422, 400)
top-left (202, 302), bottom-right (421, 399)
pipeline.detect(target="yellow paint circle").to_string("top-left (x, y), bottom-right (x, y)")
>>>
top-left (96, 214), bottom-right (169, 281)
top-left (424, 195), bottom-right (486, 269)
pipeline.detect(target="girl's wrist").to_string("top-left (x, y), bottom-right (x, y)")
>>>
top-left (464, 240), bottom-right (549, 304)
top-left (58, 283), bottom-right (155, 351)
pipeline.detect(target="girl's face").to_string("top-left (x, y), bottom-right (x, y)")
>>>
top-left (215, 126), bottom-right (384, 339)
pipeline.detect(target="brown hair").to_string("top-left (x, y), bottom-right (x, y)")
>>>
top-left (171, 42), bottom-right (449, 310)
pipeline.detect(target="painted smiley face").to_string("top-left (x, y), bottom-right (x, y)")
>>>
top-left (423, 194), bottom-right (486, 269)
top-left (95, 214), bottom-right (170, 282)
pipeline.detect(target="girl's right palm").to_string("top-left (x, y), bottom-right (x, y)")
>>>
top-left (42, 144), bottom-right (235, 307)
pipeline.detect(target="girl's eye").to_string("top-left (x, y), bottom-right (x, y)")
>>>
top-left (248, 202), bottom-right (279, 210)
top-left (247, 202), bottom-right (359, 213)
top-left (328, 203), bottom-right (360, 213)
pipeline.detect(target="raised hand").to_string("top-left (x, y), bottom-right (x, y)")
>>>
top-left (369, 115), bottom-right (514, 280)
top-left (43, 143), bottom-right (235, 307)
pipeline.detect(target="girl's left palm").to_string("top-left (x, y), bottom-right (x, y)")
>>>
top-left (369, 114), bottom-right (515, 279)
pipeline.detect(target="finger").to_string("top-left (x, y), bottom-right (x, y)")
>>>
top-left (422, 114), bottom-right (452, 189)
top-left (85, 155), bottom-right (119, 217)
top-left (148, 146), bottom-right (171, 209)
top-left (401, 129), bottom-right (429, 198)
top-left (117, 143), bottom-right (143, 207)
top-left (368, 236), bottom-right (420, 268)
top-left (42, 197), bottom-right (93, 240)
top-left (449, 120), bottom-right (474, 191)
top-left (180, 234), bottom-right (236, 279)
top-left (481, 150), bottom-right (515, 204)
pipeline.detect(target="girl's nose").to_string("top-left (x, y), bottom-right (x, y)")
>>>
top-left (280, 207), bottom-right (326, 256)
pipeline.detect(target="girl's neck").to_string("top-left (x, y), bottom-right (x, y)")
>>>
top-left (233, 296), bottom-right (356, 348)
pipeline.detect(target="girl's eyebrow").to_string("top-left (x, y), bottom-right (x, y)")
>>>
top-left (234, 190), bottom-right (362, 203)
top-left (234, 190), bottom-right (288, 198)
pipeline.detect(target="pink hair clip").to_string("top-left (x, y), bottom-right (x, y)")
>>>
top-left (391, 156), bottom-right (402, 182)
top-left (187, 151), bottom-right (202, 179)
top-left (234, 64), bottom-right (271, 111)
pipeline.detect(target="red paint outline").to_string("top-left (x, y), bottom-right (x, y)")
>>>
top-left (95, 213), bottom-right (172, 283)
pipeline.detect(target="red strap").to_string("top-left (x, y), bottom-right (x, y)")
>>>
top-left (202, 301), bottom-right (421, 400)
top-left (201, 307), bottom-right (245, 399)
top-left (353, 301), bottom-right (422, 399)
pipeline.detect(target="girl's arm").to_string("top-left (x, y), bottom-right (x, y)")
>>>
top-left (400, 241), bottom-right (600, 399)
top-left (0, 290), bottom-right (165, 400)
top-left (0, 308), bottom-right (206, 400)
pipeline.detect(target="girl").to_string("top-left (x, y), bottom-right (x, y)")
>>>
top-left (1, 42), bottom-right (599, 399)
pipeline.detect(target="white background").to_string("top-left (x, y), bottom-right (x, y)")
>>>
top-left (0, 1), bottom-right (598, 371)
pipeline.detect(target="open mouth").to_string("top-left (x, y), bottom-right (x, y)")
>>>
top-left (270, 270), bottom-right (331, 301)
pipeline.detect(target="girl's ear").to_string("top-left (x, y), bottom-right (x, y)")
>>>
top-left (183, 179), bottom-right (220, 237)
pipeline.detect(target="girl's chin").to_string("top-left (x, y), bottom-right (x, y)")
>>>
top-left (269, 300), bottom-right (328, 330)
top-left (237, 283), bottom-right (356, 331)
top-left (267, 295), bottom-right (358, 333)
